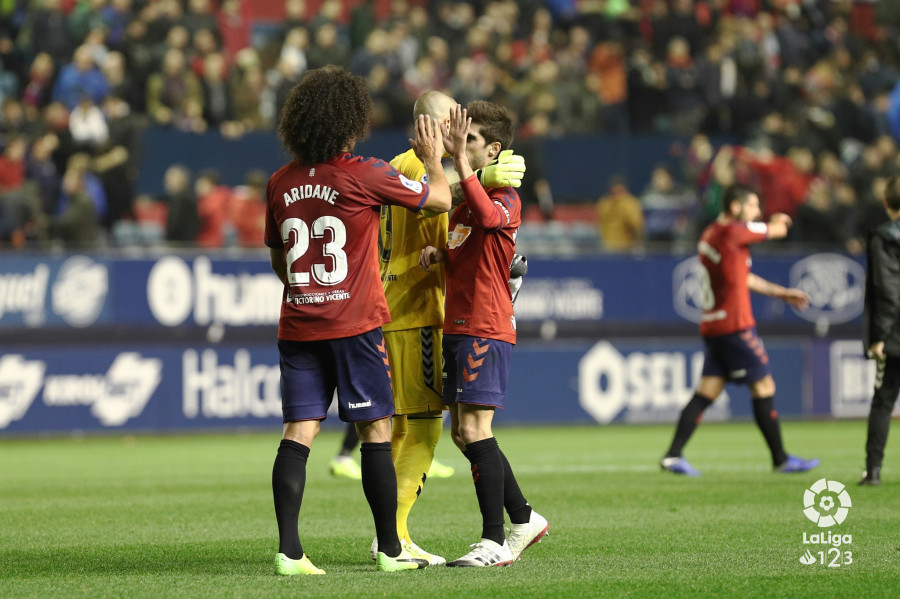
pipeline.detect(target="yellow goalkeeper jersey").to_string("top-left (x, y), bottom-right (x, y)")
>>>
top-left (380, 149), bottom-right (448, 331)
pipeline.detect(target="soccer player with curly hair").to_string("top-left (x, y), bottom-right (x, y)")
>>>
top-left (265, 66), bottom-right (451, 575)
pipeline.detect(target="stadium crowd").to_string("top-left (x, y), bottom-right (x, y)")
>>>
top-left (0, 0), bottom-right (898, 252)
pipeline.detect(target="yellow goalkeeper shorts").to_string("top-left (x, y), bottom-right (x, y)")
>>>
top-left (384, 327), bottom-right (444, 415)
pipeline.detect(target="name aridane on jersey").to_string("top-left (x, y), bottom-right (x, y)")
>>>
top-left (282, 183), bottom-right (339, 206)
top-left (264, 152), bottom-right (431, 342)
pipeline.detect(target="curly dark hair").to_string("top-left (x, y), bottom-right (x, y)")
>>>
top-left (277, 66), bottom-right (373, 165)
top-left (466, 100), bottom-right (515, 151)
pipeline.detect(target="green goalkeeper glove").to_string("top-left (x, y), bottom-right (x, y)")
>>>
top-left (475, 149), bottom-right (526, 188)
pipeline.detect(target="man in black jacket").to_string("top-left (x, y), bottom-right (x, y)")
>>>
top-left (861, 176), bottom-right (900, 486)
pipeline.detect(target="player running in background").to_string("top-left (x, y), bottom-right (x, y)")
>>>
top-left (661, 183), bottom-right (820, 477)
top-left (265, 66), bottom-right (451, 575)
top-left (368, 90), bottom-right (526, 566)
top-left (420, 102), bottom-right (548, 567)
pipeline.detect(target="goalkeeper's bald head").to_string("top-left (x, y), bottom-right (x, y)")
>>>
top-left (414, 90), bottom-right (457, 123)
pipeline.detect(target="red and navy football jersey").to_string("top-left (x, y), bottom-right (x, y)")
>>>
top-left (697, 219), bottom-right (769, 337)
top-left (265, 153), bottom-right (430, 342)
top-left (444, 182), bottom-right (520, 344)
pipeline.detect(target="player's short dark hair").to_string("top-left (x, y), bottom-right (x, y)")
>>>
top-left (466, 100), bottom-right (515, 151)
top-left (885, 176), bottom-right (900, 212)
top-left (278, 66), bottom-right (373, 165)
top-left (721, 183), bottom-right (758, 214)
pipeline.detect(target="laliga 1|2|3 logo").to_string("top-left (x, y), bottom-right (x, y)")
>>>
top-left (798, 478), bottom-right (853, 568)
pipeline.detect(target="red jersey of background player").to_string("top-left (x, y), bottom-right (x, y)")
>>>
top-left (265, 153), bottom-right (430, 342)
top-left (697, 219), bottom-right (769, 337)
top-left (444, 178), bottom-right (521, 344)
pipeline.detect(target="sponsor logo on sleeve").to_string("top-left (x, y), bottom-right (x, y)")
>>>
top-left (447, 224), bottom-right (473, 249)
top-left (398, 174), bottom-right (423, 194)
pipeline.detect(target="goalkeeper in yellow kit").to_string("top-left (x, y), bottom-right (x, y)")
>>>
top-left (368, 90), bottom-right (526, 565)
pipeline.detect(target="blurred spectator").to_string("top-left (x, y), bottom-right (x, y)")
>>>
top-left (69, 97), bottom-right (109, 151)
top-left (184, 0), bottom-right (220, 38)
top-left (161, 164), bottom-right (199, 244)
top-left (57, 153), bottom-right (107, 225)
top-left (22, 0), bottom-right (75, 67)
top-left (588, 41), bottom-right (628, 134)
top-left (793, 179), bottom-right (851, 247)
top-left (229, 169), bottom-right (266, 247)
top-left (52, 161), bottom-right (98, 248)
top-left (120, 19), bottom-right (154, 112)
top-left (200, 53), bottom-right (237, 130)
top-left (146, 0), bottom-right (185, 46)
top-left (195, 168), bottom-right (232, 248)
top-left (43, 101), bottom-right (77, 175)
top-left (307, 22), bottom-right (349, 70)
top-left (101, 51), bottom-right (140, 113)
top-left (102, 0), bottom-right (133, 50)
top-left (267, 54), bottom-right (302, 125)
top-left (626, 45), bottom-right (664, 133)
top-left (0, 33), bottom-right (28, 94)
top-left (217, 0), bottom-right (252, 61)
top-left (1, 98), bottom-right (41, 141)
top-left (146, 48), bottom-right (203, 127)
top-left (279, 27), bottom-right (309, 79)
top-left (596, 176), bottom-right (644, 251)
top-left (82, 26), bottom-right (111, 69)
top-left (25, 132), bottom-right (61, 216)
top-left (190, 28), bottom-right (221, 77)
top-left (734, 145), bottom-right (814, 218)
top-left (640, 164), bottom-right (697, 244)
top-left (516, 111), bottom-right (555, 220)
top-left (663, 37), bottom-right (703, 136)
top-left (53, 45), bottom-right (109, 111)
top-left (22, 53), bottom-right (55, 110)
top-left (232, 64), bottom-right (267, 131)
top-left (0, 133), bottom-right (26, 191)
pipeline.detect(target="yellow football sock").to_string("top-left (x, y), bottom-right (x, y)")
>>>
top-left (394, 416), bottom-right (442, 542)
top-left (391, 415), bottom-right (407, 463)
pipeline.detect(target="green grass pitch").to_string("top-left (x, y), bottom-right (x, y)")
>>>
top-left (1, 420), bottom-right (897, 598)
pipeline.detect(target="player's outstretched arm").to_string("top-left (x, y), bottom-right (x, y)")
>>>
top-left (410, 114), bottom-right (451, 213)
top-left (765, 213), bottom-right (792, 239)
top-left (747, 272), bottom-right (810, 309)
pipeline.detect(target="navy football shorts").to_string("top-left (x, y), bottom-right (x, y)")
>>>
top-left (700, 327), bottom-right (771, 384)
top-left (278, 328), bottom-right (395, 423)
top-left (442, 334), bottom-right (512, 408)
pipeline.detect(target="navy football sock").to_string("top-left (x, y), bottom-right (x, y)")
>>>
top-left (752, 396), bottom-right (788, 467)
top-left (465, 437), bottom-right (506, 545)
top-left (360, 441), bottom-right (401, 557)
top-left (499, 449), bottom-right (532, 525)
top-left (666, 392), bottom-right (713, 458)
top-left (272, 439), bottom-right (310, 560)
